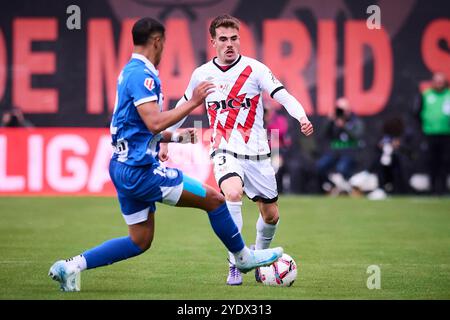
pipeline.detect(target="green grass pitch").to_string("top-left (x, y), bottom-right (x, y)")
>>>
top-left (0, 196), bottom-right (449, 299)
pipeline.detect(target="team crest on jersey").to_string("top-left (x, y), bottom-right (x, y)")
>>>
top-left (144, 78), bottom-right (155, 91)
top-left (166, 168), bottom-right (179, 179)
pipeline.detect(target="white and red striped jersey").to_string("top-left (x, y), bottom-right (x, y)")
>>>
top-left (183, 55), bottom-right (285, 157)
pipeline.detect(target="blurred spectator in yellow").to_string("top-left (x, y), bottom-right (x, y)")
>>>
top-left (414, 72), bottom-right (450, 195)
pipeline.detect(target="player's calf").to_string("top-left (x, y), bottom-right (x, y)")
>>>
top-left (256, 202), bottom-right (280, 250)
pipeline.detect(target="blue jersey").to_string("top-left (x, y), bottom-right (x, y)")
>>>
top-left (110, 53), bottom-right (164, 166)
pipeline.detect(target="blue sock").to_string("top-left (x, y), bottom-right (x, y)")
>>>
top-left (82, 236), bottom-right (143, 269)
top-left (207, 203), bottom-right (245, 253)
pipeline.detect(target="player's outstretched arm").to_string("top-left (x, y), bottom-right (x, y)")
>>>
top-left (166, 97), bottom-right (189, 134)
top-left (272, 89), bottom-right (314, 136)
top-left (137, 81), bottom-right (214, 134)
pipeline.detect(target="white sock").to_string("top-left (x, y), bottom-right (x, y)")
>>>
top-left (255, 214), bottom-right (279, 250)
top-left (65, 254), bottom-right (87, 271)
top-left (226, 201), bottom-right (243, 266)
top-left (233, 246), bottom-right (251, 265)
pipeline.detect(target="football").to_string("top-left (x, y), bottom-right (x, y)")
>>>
top-left (258, 253), bottom-right (298, 287)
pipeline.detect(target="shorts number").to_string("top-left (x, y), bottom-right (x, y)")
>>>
top-left (218, 155), bottom-right (226, 166)
top-left (153, 166), bottom-right (166, 177)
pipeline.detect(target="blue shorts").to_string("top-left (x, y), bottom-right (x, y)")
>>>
top-left (109, 159), bottom-right (184, 225)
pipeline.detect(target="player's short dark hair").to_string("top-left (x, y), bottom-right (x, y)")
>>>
top-left (132, 17), bottom-right (165, 45)
top-left (209, 14), bottom-right (240, 38)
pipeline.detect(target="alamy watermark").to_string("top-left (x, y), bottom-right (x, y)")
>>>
top-left (366, 265), bottom-right (381, 289)
top-left (65, 4), bottom-right (381, 31)
top-left (366, 5), bottom-right (381, 30)
top-left (66, 5), bottom-right (81, 30)
top-left (165, 120), bottom-right (281, 166)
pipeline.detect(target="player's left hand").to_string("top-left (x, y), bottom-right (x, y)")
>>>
top-left (158, 143), bottom-right (169, 162)
top-left (179, 128), bottom-right (198, 144)
top-left (299, 117), bottom-right (314, 136)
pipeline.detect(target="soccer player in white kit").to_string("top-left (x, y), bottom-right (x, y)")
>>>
top-left (166, 14), bottom-right (313, 285)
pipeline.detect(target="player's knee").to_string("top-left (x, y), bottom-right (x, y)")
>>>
top-left (224, 189), bottom-right (243, 202)
top-left (132, 234), bottom-right (153, 252)
top-left (207, 189), bottom-right (226, 210)
top-left (138, 238), bottom-right (153, 252)
top-left (214, 190), bottom-right (226, 206)
top-left (140, 238), bottom-right (153, 252)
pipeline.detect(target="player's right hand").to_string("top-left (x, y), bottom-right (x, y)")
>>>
top-left (300, 116), bottom-right (314, 136)
top-left (158, 143), bottom-right (169, 162)
top-left (191, 81), bottom-right (215, 106)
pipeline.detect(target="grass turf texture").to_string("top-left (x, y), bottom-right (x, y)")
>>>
top-left (0, 196), bottom-right (449, 300)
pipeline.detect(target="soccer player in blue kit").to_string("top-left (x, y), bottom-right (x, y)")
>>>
top-left (48, 17), bottom-right (283, 292)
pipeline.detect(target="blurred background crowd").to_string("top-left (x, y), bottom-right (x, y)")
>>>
top-left (265, 71), bottom-right (450, 197)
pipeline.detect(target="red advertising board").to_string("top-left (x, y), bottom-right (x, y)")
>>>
top-left (0, 128), bottom-right (217, 195)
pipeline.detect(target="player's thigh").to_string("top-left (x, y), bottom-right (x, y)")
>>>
top-left (220, 176), bottom-right (244, 201)
top-left (176, 175), bottom-right (225, 212)
top-left (212, 153), bottom-right (244, 199)
top-left (243, 159), bottom-right (278, 203)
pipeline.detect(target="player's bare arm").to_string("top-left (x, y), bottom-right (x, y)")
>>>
top-left (137, 81), bottom-right (214, 134)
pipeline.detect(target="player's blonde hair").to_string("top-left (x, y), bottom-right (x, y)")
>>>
top-left (209, 14), bottom-right (240, 38)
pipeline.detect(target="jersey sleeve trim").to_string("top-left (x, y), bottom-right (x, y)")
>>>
top-left (270, 86), bottom-right (285, 98)
top-left (134, 95), bottom-right (158, 107)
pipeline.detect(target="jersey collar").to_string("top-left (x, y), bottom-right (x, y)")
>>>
top-left (213, 55), bottom-right (242, 72)
top-left (131, 53), bottom-right (159, 76)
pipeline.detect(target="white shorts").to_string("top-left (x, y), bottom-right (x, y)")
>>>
top-left (212, 152), bottom-right (278, 203)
